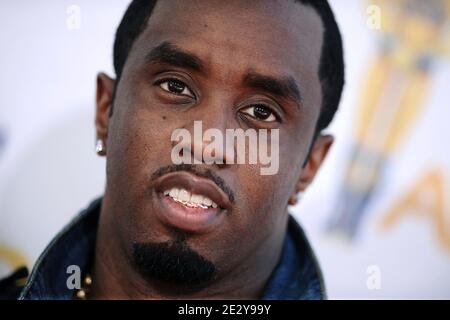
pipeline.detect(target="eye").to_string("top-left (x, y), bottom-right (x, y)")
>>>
top-left (240, 104), bottom-right (278, 122)
top-left (157, 79), bottom-right (195, 98)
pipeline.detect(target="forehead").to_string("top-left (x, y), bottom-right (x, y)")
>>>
top-left (129, 0), bottom-right (323, 99)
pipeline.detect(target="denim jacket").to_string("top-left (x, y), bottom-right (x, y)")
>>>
top-left (0, 198), bottom-right (326, 300)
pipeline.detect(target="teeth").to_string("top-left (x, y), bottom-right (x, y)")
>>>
top-left (169, 188), bottom-right (179, 198)
top-left (190, 194), bottom-right (203, 205)
top-left (178, 189), bottom-right (191, 202)
top-left (162, 187), bottom-right (219, 209)
top-left (202, 197), bottom-right (212, 206)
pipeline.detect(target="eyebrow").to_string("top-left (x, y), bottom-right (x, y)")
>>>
top-left (144, 41), bottom-right (205, 73)
top-left (144, 42), bottom-right (303, 108)
top-left (242, 71), bottom-right (303, 108)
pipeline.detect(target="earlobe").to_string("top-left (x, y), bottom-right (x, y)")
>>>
top-left (95, 73), bottom-right (115, 153)
top-left (293, 134), bottom-right (334, 196)
top-left (288, 194), bottom-right (299, 206)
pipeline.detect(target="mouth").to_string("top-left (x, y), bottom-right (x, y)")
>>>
top-left (153, 171), bottom-right (232, 233)
top-left (163, 188), bottom-right (219, 209)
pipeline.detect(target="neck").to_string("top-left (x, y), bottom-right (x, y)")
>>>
top-left (89, 199), bottom-right (287, 299)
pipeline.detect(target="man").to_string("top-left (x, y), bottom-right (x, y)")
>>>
top-left (0, 0), bottom-right (344, 299)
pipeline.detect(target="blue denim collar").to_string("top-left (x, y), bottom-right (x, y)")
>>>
top-left (19, 198), bottom-right (325, 300)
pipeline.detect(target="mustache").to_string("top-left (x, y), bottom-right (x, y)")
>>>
top-left (150, 164), bottom-right (235, 204)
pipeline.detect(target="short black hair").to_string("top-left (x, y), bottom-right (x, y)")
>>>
top-left (112, 0), bottom-right (344, 134)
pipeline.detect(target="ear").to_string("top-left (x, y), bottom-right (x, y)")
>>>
top-left (95, 73), bottom-right (115, 155)
top-left (288, 134), bottom-right (334, 205)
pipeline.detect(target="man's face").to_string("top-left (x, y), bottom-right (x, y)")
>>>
top-left (97, 0), bottom-right (326, 289)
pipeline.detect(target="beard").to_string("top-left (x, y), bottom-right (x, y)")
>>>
top-left (132, 239), bottom-right (216, 289)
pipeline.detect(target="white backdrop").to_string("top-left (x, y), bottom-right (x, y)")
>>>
top-left (0, 0), bottom-right (449, 299)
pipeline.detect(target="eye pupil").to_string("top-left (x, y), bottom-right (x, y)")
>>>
top-left (168, 80), bottom-right (185, 94)
top-left (253, 105), bottom-right (271, 120)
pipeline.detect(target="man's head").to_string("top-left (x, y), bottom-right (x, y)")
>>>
top-left (94, 0), bottom-right (344, 294)
top-left (110, 0), bottom-right (344, 135)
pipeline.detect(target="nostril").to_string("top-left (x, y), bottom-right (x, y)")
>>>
top-left (179, 147), bottom-right (194, 163)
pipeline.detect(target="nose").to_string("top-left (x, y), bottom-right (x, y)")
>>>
top-left (171, 120), bottom-right (232, 167)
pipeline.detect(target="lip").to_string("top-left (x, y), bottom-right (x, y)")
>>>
top-left (153, 171), bottom-right (232, 233)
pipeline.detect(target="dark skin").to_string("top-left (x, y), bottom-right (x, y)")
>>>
top-left (91, 0), bottom-right (333, 299)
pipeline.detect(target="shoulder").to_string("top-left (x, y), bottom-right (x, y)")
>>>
top-left (0, 266), bottom-right (28, 300)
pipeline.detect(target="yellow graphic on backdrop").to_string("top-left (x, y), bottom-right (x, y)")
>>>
top-left (0, 244), bottom-right (28, 271)
top-left (381, 168), bottom-right (450, 252)
top-left (327, 0), bottom-right (450, 247)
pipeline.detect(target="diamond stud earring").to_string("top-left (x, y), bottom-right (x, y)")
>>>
top-left (95, 139), bottom-right (106, 155)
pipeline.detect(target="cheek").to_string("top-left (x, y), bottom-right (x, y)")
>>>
top-left (105, 100), bottom-right (182, 243)
top-left (226, 129), bottom-right (308, 226)
top-left (107, 101), bottom-right (174, 197)
top-left (232, 166), bottom-right (292, 230)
